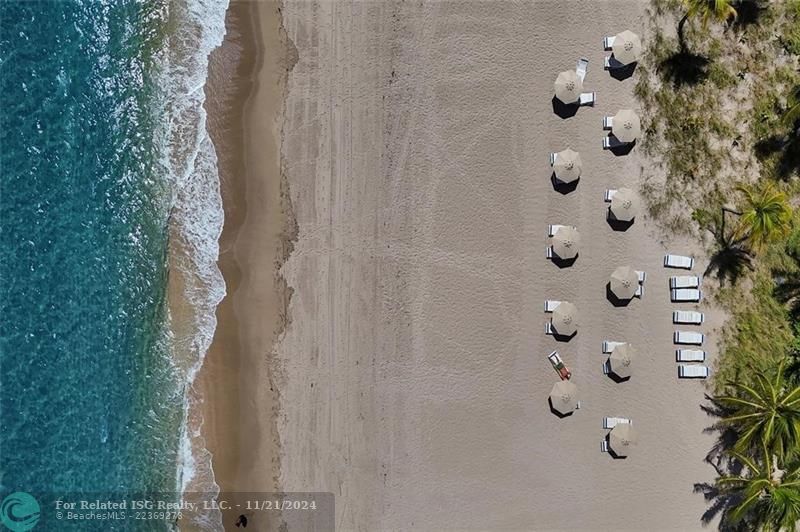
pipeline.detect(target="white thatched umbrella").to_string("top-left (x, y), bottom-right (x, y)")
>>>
top-left (549, 380), bottom-right (579, 415)
top-left (612, 109), bottom-right (641, 143)
top-left (612, 30), bottom-right (643, 65)
top-left (553, 148), bottom-right (583, 183)
top-left (610, 266), bottom-right (639, 300)
top-left (554, 70), bottom-right (583, 104)
top-left (552, 226), bottom-right (581, 260)
top-left (609, 187), bottom-right (640, 222)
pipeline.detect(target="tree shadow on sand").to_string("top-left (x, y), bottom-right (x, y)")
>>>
top-left (694, 396), bottom-right (748, 530)
top-left (754, 132), bottom-right (800, 180)
top-left (658, 50), bottom-right (710, 87)
top-left (732, 0), bottom-right (767, 31)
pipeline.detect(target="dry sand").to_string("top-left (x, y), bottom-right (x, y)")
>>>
top-left (273, 0), bottom-right (723, 530)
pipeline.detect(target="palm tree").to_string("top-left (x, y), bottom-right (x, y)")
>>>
top-left (716, 446), bottom-right (800, 531)
top-left (735, 182), bottom-right (794, 252)
top-left (714, 360), bottom-right (800, 460)
top-left (678, 0), bottom-right (738, 49)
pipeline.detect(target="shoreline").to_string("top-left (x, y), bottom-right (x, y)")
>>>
top-left (199, 0), bottom-right (296, 528)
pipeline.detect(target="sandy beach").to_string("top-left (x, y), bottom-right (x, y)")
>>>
top-left (202, 0), bottom-right (725, 530)
top-left (199, 0), bottom-right (295, 528)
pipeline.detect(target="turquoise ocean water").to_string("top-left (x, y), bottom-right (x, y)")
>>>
top-left (1, 0), bottom-right (227, 529)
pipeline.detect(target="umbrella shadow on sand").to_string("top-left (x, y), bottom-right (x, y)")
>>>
top-left (551, 174), bottom-right (579, 194)
top-left (550, 255), bottom-right (578, 268)
top-left (606, 215), bottom-right (634, 232)
top-left (605, 368), bottom-right (631, 384)
top-left (551, 96), bottom-right (579, 119)
top-left (603, 435), bottom-right (629, 459)
top-left (552, 330), bottom-right (577, 342)
top-left (609, 63), bottom-right (637, 81)
top-left (548, 398), bottom-right (575, 418)
top-left (605, 134), bottom-right (636, 156)
top-left (606, 283), bottom-right (633, 307)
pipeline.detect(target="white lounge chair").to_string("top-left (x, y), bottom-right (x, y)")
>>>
top-left (603, 116), bottom-right (614, 129)
top-left (546, 246), bottom-right (554, 259)
top-left (676, 349), bottom-right (706, 362)
top-left (548, 224), bottom-right (566, 237)
top-left (576, 57), bottom-right (589, 81)
top-left (544, 300), bottom-right (562, 313)
top-left (678, 365), bottom-right (710, 378)
top-left (604, 189), bottom-right (617, 202)
top-left (602, 341), bottom-right (625, 354)
top-left (602, 360), bottom-right (610, 374)
top-left (601, 440), bottom-right (609, 452)
top-left (670, 276), bottom-right (701, 289)
top-left (671, 288), bottom-right (702, 302)
top-left (603, 36), bottom-right (615, 50)
top-left (635, 284), bottom-right (643, 298)
top-left (664, 254), bottom-right (694, 269)
top-left (602, 136), bottom-right (625, 149)
top-left (604, 55), bottom-right (625, 70)
top-left (673, 311), bottom-right (704, 325)
top-left (674, 330), bottom-right (704, 345)
top-left (637, 271), bottom-right (647, 283)
top-left (549, 152), bottom-right (557, 166)
top-left (545, 321), bottom-right (554, 335)
top-left (603, 417), bottom-right (632, 429)
top-left (579, 92), bottom-right (596, 106)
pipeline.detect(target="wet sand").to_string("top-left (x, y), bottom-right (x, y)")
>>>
top-left (275, 0), bottom-right (721, 530)
top-left (199, 0), bottom-right (295, 529)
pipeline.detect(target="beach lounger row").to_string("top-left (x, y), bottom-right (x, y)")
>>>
top-left (576, 57), bottom-right (589, 82)
top-left (579, 92), bottom-right (596, 106)
top-left (602, 340), bottom-right (625, 354)
top-left (670, 275), bottom-right (701, 289)
top-left (678, 365), bottom-right (710, 378)
top-left (604, 56), bottom-right (625, 70)
top-left (603, 417), bottom-right (632, 429)
top-left (674, 330), bottom-right (704, 345)
top-left (676, 349), bottom-right (705, 362)
top-left (602, 136), bottom-right (627, 150)
top-left (671, 288), bottom-right (702, 302)
top-left (544, 300), bottom-right (561, 313)
top-left (673, 310), bottom-right (703, 325)
top-left (664, 254), bottom-right (694, 269)
top-left (548, 224), bottom-right (577, 237)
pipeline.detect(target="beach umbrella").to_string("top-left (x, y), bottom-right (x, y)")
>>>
top-left (612, 30), bottom-right (642, 65)
top-left (609, 187), bottom-right (640, 222)
top-left (610, 266), bottom-right (639, 300)
top-left (609, 343), bottom-right (635, 379)
top-left (552, 226), bottom-right (581, 260)
top-left (554, 70), bottom-right (583, 104)
top-left (551, 301), bottom-right (578, 336)
top-left (612, 109), bottom-right (641, 143)
top-left (549, 380), bottom-right (579, 415)
top-left (609, 423), bottom-right (638, 456)
top-left (553, 148), bottom-right (583, 183)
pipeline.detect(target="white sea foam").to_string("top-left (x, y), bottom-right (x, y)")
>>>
top-left (152, 0), bottom-right (229, 529)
